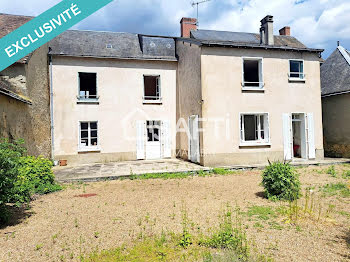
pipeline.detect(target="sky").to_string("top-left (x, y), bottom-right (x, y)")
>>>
top-left (2, 0), bottom-right (350, 58)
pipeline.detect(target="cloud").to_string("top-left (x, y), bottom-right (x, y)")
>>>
top-left (1, 0), bottom-right (350, 57)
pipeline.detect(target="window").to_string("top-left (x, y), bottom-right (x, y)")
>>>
top-left (79, 122), bottom-right (98, 150)
top-left (144, 75), bottom-right (161, 102)
top-left (146, 120), bottom-right (160, 142)
top-left (79, 73), bottom-right (97, 100)
top-left (240, 114), bottom-right (269, 144)
top-left (289, 60), bottom-right (304, 79)
top-left (242, 58), bottom-right (263, 89)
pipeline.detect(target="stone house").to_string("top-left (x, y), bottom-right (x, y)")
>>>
top-left (321, 44), bottom-right (350, 157)
top-left (0, 14), bottom-right (325, 166)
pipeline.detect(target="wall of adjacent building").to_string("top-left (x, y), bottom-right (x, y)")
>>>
top-left (176, 41), bottom-right (203, 162)
top-left (51, 56), bottom-right (177, 165)
top-left (322, 93), bottom-right (350, 157)
top-left (200, 47), bottom-right (324, 166)
top-left (0, 44), bottom-right (51, 158)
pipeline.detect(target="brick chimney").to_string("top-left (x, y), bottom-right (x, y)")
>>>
top-left (180, 17), bottom-right (197, 38)
top-left (279, 26), bottom-right (290, 36)
top-left (260, 15), bottom-right (274, 45)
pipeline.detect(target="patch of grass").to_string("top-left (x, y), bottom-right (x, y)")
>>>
top-left (326, 165), bottom-right (337, 178)
top-left (321, 183), bottom-right (350, 198)
top-left (212, 168), bottom-right (233, 175)
top-left (342, 170), bottom-right (350, 179)
top-left (246, 206), bottom-right (276, 221)
top-left (338, 210), bottom-right (350, 218)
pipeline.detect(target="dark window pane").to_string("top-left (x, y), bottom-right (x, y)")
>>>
top-left (144, 76), bottom-right (160, 100)
top-left (153, 128), bottom-right (160, 142)
top-left (91, 138), bottom-right (98, 146)
top-left (91, 130), bottom-right (97, 137)
top-left (244, 60), bottom-right (260, 86)
top-left (244, 115), bottom-right (256, 141)
top-left (81, 131), bottom-right (88, 138)
top-left (81, 122), bottom-right (88, 129)
top-left (90, 122), bottom-right (97, 129)
top-left (79, 73), bottom-right (97, 98)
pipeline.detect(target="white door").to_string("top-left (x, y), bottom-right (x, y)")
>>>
top-left (188, 115), bottom-right (200, 163)
top-left (146, 120), bottom-right (161, 160)
top-left (161, 120), bottom-right (171, 158)
top-left (136, 120), bottom-right (146, 160)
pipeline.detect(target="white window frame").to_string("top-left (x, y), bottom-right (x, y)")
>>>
top-left (143, 75), bottom-right (162, 104)
top-left (288, 59), bottom-right (305, 82)
top-left (239, 113), bottom-right (270, 146)
top-left (78, 72), bottom-right (99, 102)
top-left (78, 121), bottom-right (100, 152)
top-left (241, 57), bottom-right (264, 90)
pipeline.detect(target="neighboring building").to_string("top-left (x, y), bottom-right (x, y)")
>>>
top-left (0, 14), bottom-right (51, 158)
top-left (321, 45), bottom-right (350, 157)
top-left (177, 16), bottom-right (324, 166)
top-left (0, 13), bottom-right (325, 166)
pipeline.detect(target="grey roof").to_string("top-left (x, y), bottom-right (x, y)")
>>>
top-left (321, 46), bottom-right (350, 96)
top-left (0, 80), bottom-right (32, 104)
top-left (49, 30), bottom-right (177, 61)
top-left (188, 29), bottom-right (322, 53)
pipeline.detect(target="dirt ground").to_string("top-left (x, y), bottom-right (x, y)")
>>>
top-left (0, 165), bottom-right (349, 262)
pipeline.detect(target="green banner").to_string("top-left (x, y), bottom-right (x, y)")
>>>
top-left (0, 0), bottom-right (114, 72)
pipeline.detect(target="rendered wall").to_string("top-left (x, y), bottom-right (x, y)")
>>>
top-left (52, 56), bottom-right (177, 165)
top-left (200, 47), bottom-right (324, 166)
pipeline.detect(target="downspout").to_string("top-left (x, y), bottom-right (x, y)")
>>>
top-left (48, 52), bottom-right (55, 162)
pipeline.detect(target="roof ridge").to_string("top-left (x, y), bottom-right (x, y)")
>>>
top-left (337, 46), bottom-right (350, 66)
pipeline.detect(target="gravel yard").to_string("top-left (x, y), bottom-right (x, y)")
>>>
top-left (0, 165), bottom-right (349, 262)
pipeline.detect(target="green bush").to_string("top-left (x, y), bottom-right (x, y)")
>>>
top-left (261, 161), bottom-right (301, 201)
top-left (0, 139), bottom-right (61, 224)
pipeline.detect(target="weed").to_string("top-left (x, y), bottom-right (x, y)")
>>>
top-left (74, 218), bottom-right (79, 228)
top-left (35, 243), bottom-right (43, 251)
top-left (253, 222), bottom-right (264, 229)
top-left (94, 232), bottom-right (99, 238)
top-left (212, 168), bottom-right (232, 175)
top-left (247, 206), bottom-right (276, 221)
top-left (179, 205), bottom-right (192, 248)
top-left (321, 183), bottom-right (350, 198)
top-left (342, 170), bottom-right (350, 179)
top-left (326, 165), bottom-right (337, 178)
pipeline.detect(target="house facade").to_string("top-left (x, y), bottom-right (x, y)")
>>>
top-left (177, 16), bottom-right (324, 166)
top-left (321, 45), bottom-right (350, 157)
top-left (0, 14), bottom-right (325, 166)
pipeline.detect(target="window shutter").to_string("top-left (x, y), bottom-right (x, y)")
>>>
top-left (306, 113), bottom-right (316, 159)
top-left (136, 120), bottom-right (146, 160)
top-left (264, 114), bottom-right (270, 142)
top-left (282, 113), bottom-right (292, 160)
top-left (188, 117), bottom-right (191, 161)
top-left (193, 116), bottom-right (200, 163)
top-left (161, 120), bottom-right (171, 158)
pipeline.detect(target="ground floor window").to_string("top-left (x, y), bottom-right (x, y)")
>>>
top-left (80, 121), bottom-right (98, 149)
top-left (240, 113), bottom-right (269, 144)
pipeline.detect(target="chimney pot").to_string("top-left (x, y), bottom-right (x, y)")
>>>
top-left (180, 17), bottom-right (197, 38)
top-left (279, 26), bottom-right (291, 36)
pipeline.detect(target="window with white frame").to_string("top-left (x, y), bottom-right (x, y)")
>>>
top-left (78, 73), bottom-right (98, 100)
top-left (240, 114), bottom-right (269, 144)
top-left (79, 122), bottom-right (98, 149)
top-left (242, 58), bottom-right (263, 88)
top-left (289, 60), bottom-right (304, 79)
top-left (144, 75), bottom-right (161, 101)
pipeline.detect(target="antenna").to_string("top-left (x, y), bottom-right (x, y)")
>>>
top-left (191, 0), bottom-right (211, 26)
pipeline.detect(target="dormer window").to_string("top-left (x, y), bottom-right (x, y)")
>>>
top-left (242, 58), bottom-right (264, 90)
top-left (289, 60), bottom-right (305, 81)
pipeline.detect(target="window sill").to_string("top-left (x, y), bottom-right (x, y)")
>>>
top-left (143, 100), bottom-right (162, 105)
top-left (288, 78), bottom-right (306, 83)
top-left (77, 99), bottom-right (99, 105)
top-left (242, 88), bottom-right (265, 93)
top-left (78, 147), bottom-right (101, 153)
top-left (239, 143), bottom-right (271, 148)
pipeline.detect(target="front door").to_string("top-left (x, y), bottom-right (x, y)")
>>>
top-left (146, 120), bottom-right (161, 160)
top-left (188, 115), bottom-right (200, 163)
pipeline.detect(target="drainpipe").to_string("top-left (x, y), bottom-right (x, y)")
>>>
top-left (49, 53), bottom-right (55, 162)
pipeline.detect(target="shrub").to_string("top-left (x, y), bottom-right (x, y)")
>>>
top-left (0, 139), bottom-right (61, 224)
top-left (261, 161), bottom-right (301, 201)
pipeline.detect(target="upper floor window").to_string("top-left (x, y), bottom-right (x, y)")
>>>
top-left (79, 121), bottom-right (99, 151)
top-left (289, 60), bottom-right (305, 80)
top-left (240, 113), bottom-right (269, 145)
top-left (242, 58), bottom-right (263, 89)
top-left (143, 75), bottom-right (161, 103)
top-left (79, 73), bottom-right (98, 101)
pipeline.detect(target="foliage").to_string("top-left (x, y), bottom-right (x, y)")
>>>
top-left (321, 183), bottom-right (350, 198)
top-left (179, 206), bottom-right (192, 248)
top-left (326, 165), bottom-right (337, 178)
top-left (261, 161), bottom-right (301, 201)
top-left (212, 168), bottom-right (232, 175)
top-left (342, 170), bottom-right (350, 179)
top-left (200, 205), bottom-right (250, 261)
top-left (0, 139), bottom-right (61, 224)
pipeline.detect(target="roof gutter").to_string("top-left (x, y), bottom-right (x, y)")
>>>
top-left (322, 90), bottom-right (350, 98)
